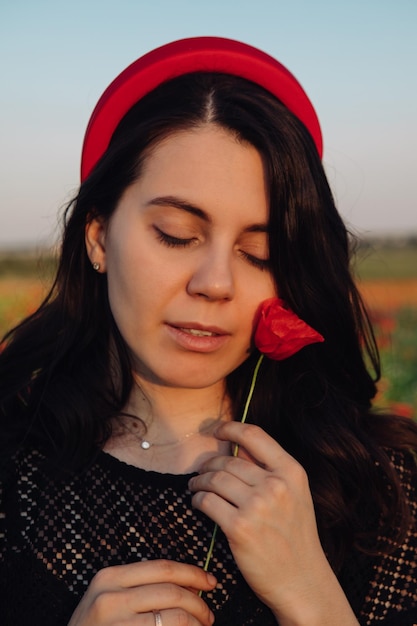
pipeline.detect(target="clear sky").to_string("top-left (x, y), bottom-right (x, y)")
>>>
top-left (1, 0), bottom-right (416, 247)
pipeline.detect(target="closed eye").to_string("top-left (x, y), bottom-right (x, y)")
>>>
top-left (239, 250), bottom-right (270, 271)
top-left (154, 226), bottom-right (197, 248)
top-left (155, 226), bottom-right (269, 269)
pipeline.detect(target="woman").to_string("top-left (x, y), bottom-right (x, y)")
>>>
top-left (1, 37), bottom-right (416, 626)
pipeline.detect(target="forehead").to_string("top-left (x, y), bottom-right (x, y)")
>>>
top-left (137, 124), bottom-right (269, 220)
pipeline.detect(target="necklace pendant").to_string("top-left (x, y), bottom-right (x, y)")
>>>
top-left (141, 440), bottom-right (151, 450)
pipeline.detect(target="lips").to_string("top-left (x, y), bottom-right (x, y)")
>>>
top-left (166, 322), bottom-right (230, 352)
top-left (170, 322), bottom-right (229, 336)
top-left (179, 327), bottom-right (218, 337)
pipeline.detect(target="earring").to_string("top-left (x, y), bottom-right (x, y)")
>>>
top-left (92, 262), bottom-right (100, 271)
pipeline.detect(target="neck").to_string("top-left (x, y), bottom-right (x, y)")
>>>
top-left (106, 377), bottom-right (232, 473)
top-left (129, 376), bottom-right (228, 434)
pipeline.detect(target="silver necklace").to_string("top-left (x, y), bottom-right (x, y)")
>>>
top-left (127, 415), bottom-right (225, 451)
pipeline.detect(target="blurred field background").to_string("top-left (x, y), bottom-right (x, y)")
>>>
top-left (1, 239), bottom-right (416, 418)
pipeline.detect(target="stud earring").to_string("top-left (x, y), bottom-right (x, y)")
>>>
top-left (92, 262), bottom-right (100, 271)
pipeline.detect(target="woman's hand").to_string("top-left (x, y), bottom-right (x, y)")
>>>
top-left (188, 422), bottom-right (359, 626)
top-left (68, 559), bottom-right (216, 626)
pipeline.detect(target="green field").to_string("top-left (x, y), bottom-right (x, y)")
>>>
top-left (1, 242), bottom-right (417, 418)
top-left (0, 248), bottom-right (57, 279)
top-left (354, 241), bottom-right (417, 280)
top-left (1, 239), bottom-right (417, 281)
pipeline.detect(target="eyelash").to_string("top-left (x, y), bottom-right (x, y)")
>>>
top-left (239, 251), bottom-right (270, 271)
top-left (155, 227), bottom-right (195, 248)
top-left (155, 227), bottom-right (269, 270)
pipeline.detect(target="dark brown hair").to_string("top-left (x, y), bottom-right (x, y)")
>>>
top-left (1, 72), bottom-right (416, 570)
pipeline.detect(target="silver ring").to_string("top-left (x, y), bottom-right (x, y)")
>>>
top-left (153, 610), bottom-right (163, 626)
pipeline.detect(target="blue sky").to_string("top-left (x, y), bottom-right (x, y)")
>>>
top-left (1, 0), bottom-right (416, 246)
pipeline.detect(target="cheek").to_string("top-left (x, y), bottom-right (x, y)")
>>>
top-left (240, 277), bottom-right (276, 335)
top-left (246, 274), bottom-right (277, 311)
top-left (104, 237), bottom-right (146, 326)
top-left (104, 242), bottom-right (176, 334)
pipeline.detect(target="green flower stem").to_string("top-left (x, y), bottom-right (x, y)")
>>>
top-left (232, 353), bottom-right (264, 457)
top-left (199, 353), bottom-right (265, 594)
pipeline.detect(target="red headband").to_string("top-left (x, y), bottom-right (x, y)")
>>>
top-left (80, 37), bottom-right (323, 181)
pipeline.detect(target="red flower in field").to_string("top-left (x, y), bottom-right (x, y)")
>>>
top-left (390, 402), bottom-right (414, 420)
top-left (254, 298), bottom-right (324, 360)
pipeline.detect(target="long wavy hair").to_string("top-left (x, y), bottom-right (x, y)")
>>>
top-left (1, 72), bottom-right (416, 570)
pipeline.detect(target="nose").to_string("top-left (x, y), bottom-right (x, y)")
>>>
top-left (187, 245), bottom-right (235, 301)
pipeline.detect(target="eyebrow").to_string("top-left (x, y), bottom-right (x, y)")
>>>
top-left (146, 195), bottom-right (269, 233)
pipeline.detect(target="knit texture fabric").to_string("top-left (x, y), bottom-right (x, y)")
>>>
top-left (1, 448), bottom-right (417, 625)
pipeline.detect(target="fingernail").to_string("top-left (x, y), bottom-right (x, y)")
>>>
top-left (207, 573), bottom-right (217, 585)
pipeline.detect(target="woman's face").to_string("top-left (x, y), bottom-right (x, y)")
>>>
top-left (86, 124), bottom-right (276, 390)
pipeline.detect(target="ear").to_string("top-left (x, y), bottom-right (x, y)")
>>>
top-left (85, 216), bottom-right (107, 272)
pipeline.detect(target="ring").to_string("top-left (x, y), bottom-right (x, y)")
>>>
top-left (153, 610), bottom-right (163, 626)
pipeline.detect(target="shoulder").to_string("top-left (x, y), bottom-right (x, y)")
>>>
top-left (338, 446), bottom-right (417, 623)
top-left (0, 448), bottom-right (48, 524)
top-left (384, 446), bottom-right (417, 501)
top-left (358, 447), bottom-right (417, 623)
top-left (386, 445), bottom-right (417, 468)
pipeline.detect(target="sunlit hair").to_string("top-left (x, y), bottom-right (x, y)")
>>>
top-left (1, 72), bottom-right (416, 569)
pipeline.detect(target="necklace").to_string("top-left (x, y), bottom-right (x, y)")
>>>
top-left (126, 415), bottom-right (225, 451)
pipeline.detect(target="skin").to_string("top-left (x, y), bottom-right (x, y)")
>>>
top-left (190, 422), bottom-right (359, 626)
top-left (78, 124), bottom-right (359, 625)
top-left (86, 123), bottom-right (275, 474)
top-left (68, 561), bottom-right (217, 626)
top-left (87, 125), bottom-right (275, 392)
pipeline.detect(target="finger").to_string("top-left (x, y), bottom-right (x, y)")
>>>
top-left (91, 560), bottom-right (216, 592)
top-left (84, 584), bottom-right (214, 626)
top-left (158, 609), bottom-right (214, 626)
top-left (189, 470), bottom-right (251, 508)
top-left (191, 489), bottom-right (239, 535)
top-left (197, 454), bottom-right (266, 485)
top-left (214, 422), bottom-right (293, 470)
top-left (153, 608), bottom-right (213, 626)
top-left (234, 445), bottom-right (262, 465)
top-left (123, 584), bottom-right (215, 625)
top-left (158, 608), bottom-right (213, 626)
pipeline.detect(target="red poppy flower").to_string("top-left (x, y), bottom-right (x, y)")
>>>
top-left (200, 298), bottom-right (324, 581)
top-left (254, 297), bottom-right (324, 360)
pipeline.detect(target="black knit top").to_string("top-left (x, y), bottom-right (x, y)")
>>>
top-left (1, 448), bottom-right (417, 625)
